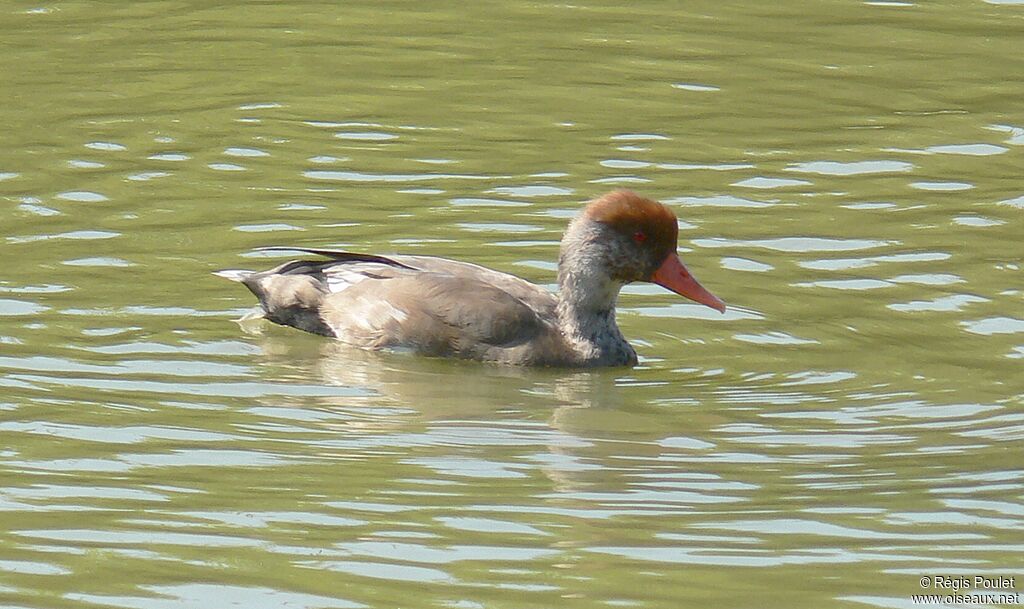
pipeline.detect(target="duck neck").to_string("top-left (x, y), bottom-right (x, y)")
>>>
top-left (556, 247), bottom-right (637, 367)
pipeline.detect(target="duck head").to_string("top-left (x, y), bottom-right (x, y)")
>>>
top-left (558, 190), bottom-right (726, 313)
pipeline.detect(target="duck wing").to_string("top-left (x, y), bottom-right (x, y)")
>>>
top-left (319, 271), bottom-right (561, 361)
top-left (257, 247), bottom-right (557, 318)
top-left (222, 248), bottom-right (563, 363)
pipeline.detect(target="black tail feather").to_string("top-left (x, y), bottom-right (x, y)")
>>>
top-left (255, 247), bottom-right (417, 270)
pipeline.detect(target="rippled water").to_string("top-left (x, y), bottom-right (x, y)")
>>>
top-left (1, 1), bottom-right (1022, 608)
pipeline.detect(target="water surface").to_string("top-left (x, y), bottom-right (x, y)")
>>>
top-left (1, 1), bottom-right (1022, 608)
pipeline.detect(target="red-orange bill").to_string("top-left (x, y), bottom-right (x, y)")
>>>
top-left (651, 253), bottom-right (726, 313)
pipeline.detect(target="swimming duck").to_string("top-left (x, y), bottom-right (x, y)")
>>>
top-left (216, 190), bottom-right (725, 367)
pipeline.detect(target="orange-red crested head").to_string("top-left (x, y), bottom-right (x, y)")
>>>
top-left (582, 190), bottom-right (679, 261)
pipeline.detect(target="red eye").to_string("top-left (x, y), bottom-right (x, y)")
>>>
top-left (633, 231), bottom-right (647, 243)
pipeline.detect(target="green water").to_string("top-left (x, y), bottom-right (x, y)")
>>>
top-left (1, 1), bottom-right (1022, 608)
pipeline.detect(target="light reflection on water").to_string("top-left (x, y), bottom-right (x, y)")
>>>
top-left (1, 0), bottom-right (1023, 607)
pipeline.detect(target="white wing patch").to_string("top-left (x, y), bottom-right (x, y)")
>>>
top-left (324, 263), bottom-right (406, 294)
top-left (325, 268), bottom-right (372, 294)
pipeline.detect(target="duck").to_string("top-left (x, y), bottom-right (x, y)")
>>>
top-left (215, 190), bottom-right (725, 367)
